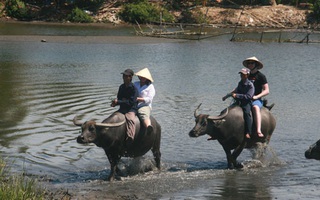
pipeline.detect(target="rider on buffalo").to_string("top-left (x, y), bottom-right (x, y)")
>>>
top-left (111, 69), bottom-right (138, 143)
top-left (244, 56), bottom-right (270, 138)
top-left (222, 68), bottom-right (255, 139)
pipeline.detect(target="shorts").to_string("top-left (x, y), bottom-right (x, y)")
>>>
top-left (137, 106), bottom-right (151, 120)
top-left (252, 99), bottom-right (263, 109)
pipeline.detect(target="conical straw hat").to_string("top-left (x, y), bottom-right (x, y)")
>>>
top-left (243, 56), bottom-right (263, 69)
top-left (135, 68), bottom-right (154, 82)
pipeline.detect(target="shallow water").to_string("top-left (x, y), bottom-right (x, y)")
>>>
top-left (1, 22), bottom-right (320, 199)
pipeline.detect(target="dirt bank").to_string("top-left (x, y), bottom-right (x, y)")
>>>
top-left (200, 5), bottom-right (310, 28)
top-left (93, 4), bottom-right (311, 29)
top-left (1, 4), bottom-right (312, 29)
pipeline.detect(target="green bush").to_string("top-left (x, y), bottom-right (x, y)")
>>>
top-left (118, 0), bottom-right (174, 24)
top-left (179, 8), bottom-right (208, 24)
top-left (67, 7), bottom-right (93, 23)
top-left (308, 0), bottom-right (320, 23)
top-left (4, 0), bottom-right (31, 20)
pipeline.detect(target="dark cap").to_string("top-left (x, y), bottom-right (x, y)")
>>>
top-left (239, 68), bottom-right (250, 75)
top-left (121, 69), bottom-right (134, 76)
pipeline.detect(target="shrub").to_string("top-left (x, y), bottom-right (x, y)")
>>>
top-left (4, 0), bottom-right (31, 20)
top-left (179, 8), bottom-right (208, 24)
top-left (67, 7), bottom-right (93, 23)
top-left (118, 0), bottom-right (174, 24)
top-left (307, 0), bottom-right (320, 24)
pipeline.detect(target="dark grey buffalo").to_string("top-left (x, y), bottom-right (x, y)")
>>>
top-left (74, 112), bottom-right (161, 181)
top-left (189, 103), bottom-right (276, 169)
top-left (305, 139), bottom-right (320, 160)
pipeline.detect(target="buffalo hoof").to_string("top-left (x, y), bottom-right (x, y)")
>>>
top-left (227, 163), bottom-right (235, 170)
top-left (235, 162), bottom-right (244, 169)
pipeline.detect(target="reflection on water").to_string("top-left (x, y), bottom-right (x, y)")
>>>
top-left (0, 21), bottom-right (134, 36)
top-left (0, 63), bottom-right (27, 131)
top-left (1, 23), bottom-right (320, 199)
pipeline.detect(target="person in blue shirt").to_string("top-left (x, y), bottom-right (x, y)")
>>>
top-left (223, 68), bottom-right (255, 139)
top-left (111, 69), bottom-right (138, 141)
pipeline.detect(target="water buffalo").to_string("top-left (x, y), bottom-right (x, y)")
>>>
top-left (305, 139), bottom-right (320, 160)
top-left (74, 112), bottom-right (161, 181)
top-left (189, 103), bottom-right (276, 169)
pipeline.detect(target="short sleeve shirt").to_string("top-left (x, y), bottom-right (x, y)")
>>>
top-left (248, 71), bottom-right (268, 95)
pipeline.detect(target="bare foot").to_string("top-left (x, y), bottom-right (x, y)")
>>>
top-left (257, 132), bottom-right (264, 137)
top-left (245, 133), bottom-right (251, 139)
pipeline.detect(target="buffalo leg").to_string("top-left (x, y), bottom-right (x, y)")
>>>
top-left (231, 140), bottom-right (247, 168)
top-left (106, 153), bottom-right (121, 181)
top-left (151, 125), bottom-right (161, 169)
top-left (223, 146), bottom-right (235, 169)
top-left (151, 141), bottom-right (161, 169)
top-left (152, 149), bottom-right (161, 169)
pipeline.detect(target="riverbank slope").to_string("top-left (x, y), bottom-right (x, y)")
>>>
top-left (0, 3), bottom-right (312, 29)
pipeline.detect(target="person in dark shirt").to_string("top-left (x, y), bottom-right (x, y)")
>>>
top-left (243, 56), bottom-right (269, 138)
top-left (223, 68), bottom-right (254, 139)
top-left (111, 69), bottom-right (138, 140)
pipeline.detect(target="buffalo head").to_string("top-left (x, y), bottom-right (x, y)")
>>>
top-left (73, 116), bottom-right (125, 144)
top-left (305, 139), bottom-right (320, 160)
top-left (189, 104), bottom-right (228, 139)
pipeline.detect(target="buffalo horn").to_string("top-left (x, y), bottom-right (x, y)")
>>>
top-left (95, 120), bottom-right (125, 127)
top-left (208, 108), bottom-right (229, 120)
top-left (73, 116), bottom-right (83, 126)
top-left (194, 103), bottom-right (202, 118)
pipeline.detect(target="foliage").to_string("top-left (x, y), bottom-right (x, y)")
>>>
top-left (0, 157), bottom-right (45, 200)
top-left (67, 7), bottom-right (93, 23)
top-left (169, 0), bottom-right (202, 10)
top-left (179, 8), bottom-right (208, 24)
top-left (4, 0), bottom-right (32, 20)
top-left (222, 0), bottom-right (274, 6)
top-left (307, 0), bottom-right (320, 23)
top-left (118, 0), bottom-right (174, 24)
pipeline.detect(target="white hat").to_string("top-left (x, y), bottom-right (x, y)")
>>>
top-left (243, 56), bottom-right (263, 69)
top-left (239, 68), bottom-right (250, 75)
top-left (135, 68), bottom-right (154, 82)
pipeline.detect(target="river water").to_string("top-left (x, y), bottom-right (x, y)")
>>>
top-left (1, 22), bottom-right (320, 199)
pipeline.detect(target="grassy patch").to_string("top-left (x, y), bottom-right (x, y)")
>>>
top-left (0, 157), bottom-right (45, 200)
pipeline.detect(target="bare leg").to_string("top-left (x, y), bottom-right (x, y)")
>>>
top-left (253, 105), bottom-right (264, 137)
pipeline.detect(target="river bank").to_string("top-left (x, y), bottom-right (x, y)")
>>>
top-left (0, 4), bottom-right (313, 30)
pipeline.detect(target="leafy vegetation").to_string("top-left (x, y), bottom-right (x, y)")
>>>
top-left (4, 0), bottom-right (32, 20)
top-left (307, 0), bottom-right (320, 23)
top-left (118, 0), bottom-right (174, 24)
top-left (0, 156), bottom-right (45, 200)
top-left (1, 0), bottom-right (319, 26)
top-left (68, 7), bottom-right (93, 23)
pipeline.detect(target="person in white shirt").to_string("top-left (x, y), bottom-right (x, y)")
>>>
top-left (134, 68), bottom-right (155, 135)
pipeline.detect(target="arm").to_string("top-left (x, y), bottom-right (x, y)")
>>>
top-left (222, 88), bottom-right (236, 101)
top-left (137, 84), bottom-right (155, 104)
top-left (253, 83), bottom-right (269, 100)
top-left (111, 86), bottom-right (122, 107)
top-left (117, 85), bottom-right (138, 107)
top-left (234, 84), bottom-right (254, 100)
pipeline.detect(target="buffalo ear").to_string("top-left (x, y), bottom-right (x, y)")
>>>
top-left (211, 119), bottom-right (226, 127)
